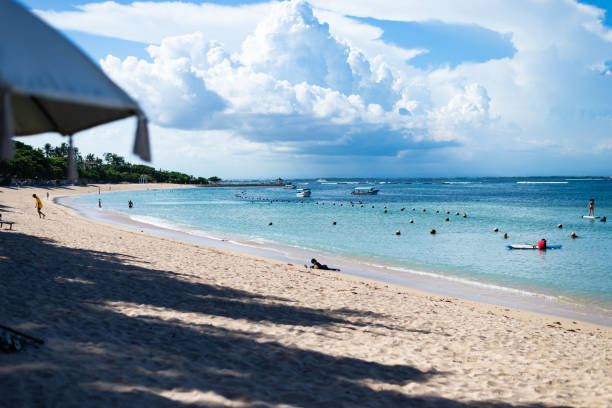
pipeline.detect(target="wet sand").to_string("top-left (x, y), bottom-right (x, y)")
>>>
top-left (1, 184), bottom-right (610, 407)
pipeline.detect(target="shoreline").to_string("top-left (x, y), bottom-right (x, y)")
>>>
top-left (1, 183), bottom-right (610, 407)
top-left (59, 188), bottom-right (612, 327)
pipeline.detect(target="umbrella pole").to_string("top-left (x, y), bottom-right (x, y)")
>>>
top-left (0, 88), bottom-right (15, 160)
top-left (67, 134), bottom-right (78, 183)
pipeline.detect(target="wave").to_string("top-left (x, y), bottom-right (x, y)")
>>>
top-left (130, 215), bottom-right (185, 231)
top-left (378, 264), bottom-right (561, 301)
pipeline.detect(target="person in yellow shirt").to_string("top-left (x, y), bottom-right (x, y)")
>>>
top-left (32, 194), bottom-right (45, 219)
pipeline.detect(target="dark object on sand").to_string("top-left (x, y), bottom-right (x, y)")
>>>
top-left (0, 324), bottom-right (44, 352)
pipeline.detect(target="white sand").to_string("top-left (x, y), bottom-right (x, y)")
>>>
top-left (1, 184), bottom-right (610, 407)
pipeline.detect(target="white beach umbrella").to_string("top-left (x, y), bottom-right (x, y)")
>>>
top-left (0, 0), bottom-right (150, 178)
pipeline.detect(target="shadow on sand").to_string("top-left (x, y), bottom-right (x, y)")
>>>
top-left (0, 232), bottom-right (566, 407)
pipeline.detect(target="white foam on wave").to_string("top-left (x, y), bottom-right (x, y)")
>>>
top-left (130, 215), bottom-right (185, 231)
top-left (373, 264), bottom-right (560, 301)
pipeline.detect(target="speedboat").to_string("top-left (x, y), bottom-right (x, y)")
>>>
top-left (296, 188), bottom-right (311, 197)
top-left (351, 186), bottom-right (379, 195)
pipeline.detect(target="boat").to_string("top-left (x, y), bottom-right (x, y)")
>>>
top-left (296, 188), bottom-right (311, 197)
top-left (284, 184), bottom-right (296, 189)
top-left (351, 186), bottom-right (379, 195)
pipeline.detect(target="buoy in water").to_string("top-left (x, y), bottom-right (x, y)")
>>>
top-left (384, 210), bottom-right (388, 214)
top-left (268, 222), bottom-right (273, 226)
top-left (493, 228), bottom-right (499, 232)
top-left (430, 228), bottom-right (436, 234)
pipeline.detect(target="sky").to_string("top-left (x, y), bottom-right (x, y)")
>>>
top-left (15, 0), bottom-right (612, 179)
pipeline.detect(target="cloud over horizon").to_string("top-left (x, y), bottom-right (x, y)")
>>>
top-left (98, 0), bottom-right (491, 158)
top-left (27, 0), bottom-right (612, 177)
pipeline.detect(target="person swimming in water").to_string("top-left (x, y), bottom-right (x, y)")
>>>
top-left (307, 258), bottom-right (340, 271)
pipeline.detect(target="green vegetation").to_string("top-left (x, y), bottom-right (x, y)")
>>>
top-left (0, 141), bottom-right (219, 185)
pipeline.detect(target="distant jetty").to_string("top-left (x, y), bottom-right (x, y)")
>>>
top-left (197, 183), bottom-right (284, 188)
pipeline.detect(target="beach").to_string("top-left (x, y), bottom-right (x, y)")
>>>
top-left (1, 184), bottom-right (611, 407)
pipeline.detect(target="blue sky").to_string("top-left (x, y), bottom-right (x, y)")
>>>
top-left (15, 0), bottom-right (612, 178)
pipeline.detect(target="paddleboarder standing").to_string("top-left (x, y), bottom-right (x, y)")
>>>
top-left (588, 199), bottom-right (595, 216)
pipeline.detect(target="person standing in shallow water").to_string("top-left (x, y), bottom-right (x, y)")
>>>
top-left (32, 194), bottom-right (45, 219)
top-left (98, 198), bottom-right (101, 208)
top-left (588, 199), bottom-right (595, 216)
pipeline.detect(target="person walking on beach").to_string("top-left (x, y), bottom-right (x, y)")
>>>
top-left (588, 199), bottom-right (595, 216)
top-left (32, 194), bottom-right (45, 219)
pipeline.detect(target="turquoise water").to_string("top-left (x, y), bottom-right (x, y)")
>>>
top-left (69, 178), bottom-right (612, 310)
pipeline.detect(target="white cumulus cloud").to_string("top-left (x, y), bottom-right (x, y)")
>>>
top-left (98, 0), bottom-right (486, 157)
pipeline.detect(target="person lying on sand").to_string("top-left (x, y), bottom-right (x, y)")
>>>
top-left (305, 258), bottom-right (340, 271)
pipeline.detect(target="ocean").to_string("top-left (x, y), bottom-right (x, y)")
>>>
top-left (63, 177), bottom-right (612, 320)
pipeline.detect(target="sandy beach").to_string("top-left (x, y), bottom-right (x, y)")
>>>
top-left (1, 184), bottom-right (610, 407)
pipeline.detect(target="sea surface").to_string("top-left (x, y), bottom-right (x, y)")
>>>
top-left (64, 177), bottom-right (612, 316)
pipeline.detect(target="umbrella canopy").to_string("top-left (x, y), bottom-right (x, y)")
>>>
top-left (0, 0), bottom-right (150, 162)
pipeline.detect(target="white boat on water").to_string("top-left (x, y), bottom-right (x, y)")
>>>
top-left (296, 188), bottom-right (311, 197)
top-left (351, 186), bottom-right (379, 195)
top-left (284, 184), bottom-right (296, 189)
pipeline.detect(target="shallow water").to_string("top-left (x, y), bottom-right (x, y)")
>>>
top-left (68, 178), bottom-right (612, 311)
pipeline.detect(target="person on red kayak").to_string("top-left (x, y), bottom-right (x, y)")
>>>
top-left (537, 238), bottom-right (547, 249)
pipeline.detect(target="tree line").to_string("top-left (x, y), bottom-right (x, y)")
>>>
top-left (0, 141), bottom-right (221, 185)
